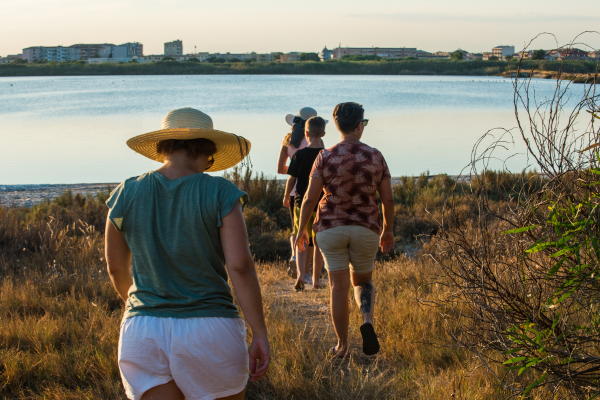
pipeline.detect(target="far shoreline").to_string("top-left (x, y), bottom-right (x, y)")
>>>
top-left (1, 175), bottom-right (472, 208)
top-left (1, 59), bottom-right (596, 79)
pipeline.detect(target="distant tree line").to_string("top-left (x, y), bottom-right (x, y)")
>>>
top-left (1, 59), bottom-right (597, 77)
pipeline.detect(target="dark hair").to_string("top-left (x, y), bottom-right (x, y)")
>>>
top-left (332, 102), bottom-right (364, 134)
top-left (306, 116), bottom-right (326, 137)
top-left (156, 138), bottom-right (217, 159)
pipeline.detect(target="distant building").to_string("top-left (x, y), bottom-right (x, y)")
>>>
top-left (416, 50), bottom-right (450, 60)
top-left (215, 52), bottom-right (274, 62)
top-left (255, 53), bottom-right (276, 62)
top-left (332, 46), bottom-right (417, 59)
top-left (465, 53), bottom-right (483, 61)
top-left (22, 46), bottom-right (77, 62)
top-left (68, 43), bottom-right (115, 60)
top-left (165, 40), bottom-right (183, 56)
top-left (492, 45), bottom-right (515, 60)
top-left (23, 47), bottom-right (44, 62)
top-left (280, 52), bottom-right (300, 62)
top-left (0, 57), bottom-right (11, 64)
top-left (132, 52), bottom-right (275, 63)
top-left (319, 47), bottom-right (333, 61)
top-left (517, 51), bottom-right (532, 60)
top-left (23, 43), bottom-right (141, 62)
top-left (100, 42), bottom-right (144, 59)
top-left (547, 48), bottom-right (590, 60)
top-left (588, 51), bottom-right (600, 60)
top-left (88, 58), bottom-right (133, 64)
top-left (133, 55), bottom-right (164, 63)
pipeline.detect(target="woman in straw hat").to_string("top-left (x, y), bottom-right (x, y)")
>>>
top-left (277, 107), bottom-right (326, 281)
top-left (104, 107), bottom-right (270, 400)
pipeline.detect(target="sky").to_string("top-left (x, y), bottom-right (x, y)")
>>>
top-left (1, 0), bottom-right (599, 56)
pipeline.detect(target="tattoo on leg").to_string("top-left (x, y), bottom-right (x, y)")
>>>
top-left (358, 283), bottom-right (373, 314)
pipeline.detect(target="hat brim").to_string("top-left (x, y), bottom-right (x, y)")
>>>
top-left (285, 114), bottom-right (329, 126)
top-left (126, 128), bottom-right (251, 172)
top-left (285, 114), bottom-right (295, 126)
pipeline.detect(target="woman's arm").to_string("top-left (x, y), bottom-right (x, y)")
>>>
top-left (283, 176), bottom-right (297, 208)
top-left (220, 201), bottom-right (270, 381)
top-left (378, 179), bottom-right (395, 253)
top-left (295, 177), bottom-right (324, 252)
top-left (105, 217), bottom-right (133, 303)
top-left (276, 145), bottom-right (289, 174)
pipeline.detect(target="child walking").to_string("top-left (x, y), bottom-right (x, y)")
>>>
top-left (283, 116), bottom-right (326, 291)
top-left (277, 107), bottom-right (325, 277)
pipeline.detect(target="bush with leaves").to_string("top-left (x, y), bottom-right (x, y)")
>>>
top-left (428, 33), bottom-right (600, 398)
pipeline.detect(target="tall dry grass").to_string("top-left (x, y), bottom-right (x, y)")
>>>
top-left (0, 244), bottom-right (515, 398)
top-left (0, 183), bottom-right (555, 399)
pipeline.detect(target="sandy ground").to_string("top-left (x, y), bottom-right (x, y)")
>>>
top-left (0, 183), bottom-right (119, 208)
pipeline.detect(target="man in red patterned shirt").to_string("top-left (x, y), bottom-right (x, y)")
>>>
top-left (296, 102), bottom-right (395, 358)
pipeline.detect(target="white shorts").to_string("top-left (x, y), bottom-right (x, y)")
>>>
top-left (118, 316), bottom-right (249, 400)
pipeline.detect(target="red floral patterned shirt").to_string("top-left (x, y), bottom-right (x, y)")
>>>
top-left (310, 142), bottom-right (391, 235)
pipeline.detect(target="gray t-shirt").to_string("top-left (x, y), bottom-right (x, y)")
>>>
top-left (106, 171), bottom-right (248, 320)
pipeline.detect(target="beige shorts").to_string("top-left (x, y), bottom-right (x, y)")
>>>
top-left (118, 316), bottom-right (248, 400)
top-left (316, 225), bottom-right (380, 274)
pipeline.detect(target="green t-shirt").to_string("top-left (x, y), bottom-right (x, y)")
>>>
top-left (106, 171), bottom-right (248, 320)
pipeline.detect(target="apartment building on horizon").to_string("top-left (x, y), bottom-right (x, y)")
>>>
top-left (492, 45), bottom-right (515, 60)
top-left (164, 40), bottom-right (183, 56)
top-left (332, 46), bottom-right (417, 59)
top-left (22, 42), bottom-right (143, 62)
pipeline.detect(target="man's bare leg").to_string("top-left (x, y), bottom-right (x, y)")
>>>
top-left (351, 270), bottom-right (379, 355)
top-left (351, 271), bottom-right (375, 325)
top-left (328, 269), bottom-right (350, 356)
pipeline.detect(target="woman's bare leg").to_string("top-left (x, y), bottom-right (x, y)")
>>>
top-left (306, 245), bottom-right (314, 277)
top-left (312, 236), bottom-right (324, 286)
top-left (296, 245), bottom-right (308, 284)
top-left (289, 235), bottom-right (296, 260)
top-left (141, 380), bottom-right (184, 400)
top-left (218, 387), bottom-right (246, 399)
top-left (328, 269), bottom-right (350, 355)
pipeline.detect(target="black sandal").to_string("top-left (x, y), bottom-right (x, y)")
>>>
top-left (294, 280), bottom-right (305, 292)
top-left (360, 323), bottom-right (380, 355)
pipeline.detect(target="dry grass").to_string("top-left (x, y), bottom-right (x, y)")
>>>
top-left (0, 183), bottom-right (556, 399)
top-left (1, 243), bottom-right (519, 399)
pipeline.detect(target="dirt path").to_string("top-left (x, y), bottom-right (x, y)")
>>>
top-left (264, 271), bottom-right (379, 363)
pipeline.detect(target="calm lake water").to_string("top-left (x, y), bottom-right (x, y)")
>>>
top-left (0, 75), bottom-right (575, 184)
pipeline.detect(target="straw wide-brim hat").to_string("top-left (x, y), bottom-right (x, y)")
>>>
top-left (127, 107), bottom-right (251, 172)
top-left (285, 107), bottom-right (328, 126)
